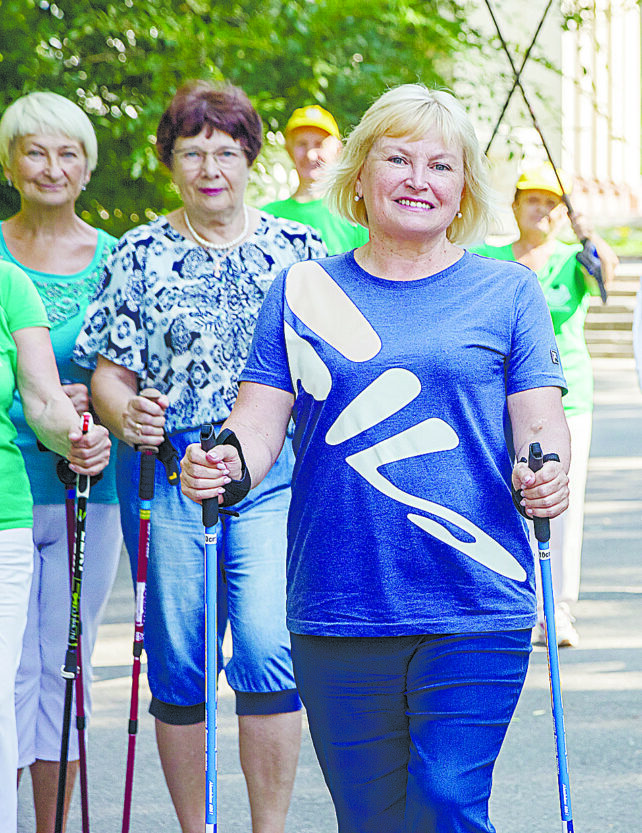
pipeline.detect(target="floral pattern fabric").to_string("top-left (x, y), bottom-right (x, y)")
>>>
top-left (74, 213), bottom-right (325, 433)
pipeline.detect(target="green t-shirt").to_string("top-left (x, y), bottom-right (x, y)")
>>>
top-left (262, 197), bottom-right (368, 255)
top-left (473, 241), bottom-right (595, 416)
top-left (0, 261), bottom-right (49, 530)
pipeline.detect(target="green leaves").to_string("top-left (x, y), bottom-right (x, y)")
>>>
top-left (0, 0), bottom-right (484, 234)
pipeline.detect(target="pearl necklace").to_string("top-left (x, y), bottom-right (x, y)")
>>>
top-left (183, 206), bottom-right (250, 277)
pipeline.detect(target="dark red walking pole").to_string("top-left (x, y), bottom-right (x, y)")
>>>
top-left (121, 390), bottom-right (160, 833)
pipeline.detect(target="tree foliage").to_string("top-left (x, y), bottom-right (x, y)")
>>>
top-left (0, 0), bottom-right (491, 234)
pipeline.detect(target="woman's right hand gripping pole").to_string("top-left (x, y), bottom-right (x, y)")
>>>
top-left (124, 387), bottom-right (169, 449)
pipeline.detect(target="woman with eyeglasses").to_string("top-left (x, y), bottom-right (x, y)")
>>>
top-left (74, 80), bottom-right (325, 833)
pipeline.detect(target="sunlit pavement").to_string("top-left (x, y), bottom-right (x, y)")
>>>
top-left (18, 359), bottom-right (642, 832)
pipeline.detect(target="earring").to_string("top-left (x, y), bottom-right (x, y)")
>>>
top-left (6, 178), bottom-right (12, 188)
top-left (82, 184), bottom-right (87, 191)
top-left (456, 210), bottom-right (462, 218)
top-left (354, 193), bottom-right (361, 202)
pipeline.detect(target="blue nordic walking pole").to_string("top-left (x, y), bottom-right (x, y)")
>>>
top-left (200, 423), bottom-right (220, 833)
top-left (200, 424), bottom-right (245, 832)
top-left (528, 442), bottom-right (575, 833)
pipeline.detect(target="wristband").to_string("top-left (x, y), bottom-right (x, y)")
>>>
top-left (215, 428), bottom-right (252, 507)
top-left (56, 456), bottom-right (103, 488)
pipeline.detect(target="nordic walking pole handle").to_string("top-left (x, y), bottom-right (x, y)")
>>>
top-left (528, 443), bottom-right (550, 543)
top-left (576, 238), bottom-right (607, 304)
top-left (137, 389), bottom-right (162, 501)
top-left (201, 424), bottom-right (219, 529)
top-left (75, 412), bottom-right (92, 501)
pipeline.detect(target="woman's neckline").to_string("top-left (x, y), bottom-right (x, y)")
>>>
top-left (352, 244), bottom-right (466, 283)
top-left (0, 221), bottom-right (104, 279)
top-left (348, 247), bottom-right (468, 285)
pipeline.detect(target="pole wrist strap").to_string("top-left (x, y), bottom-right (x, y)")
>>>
top-left (215, 429), bottom-right (251, 507)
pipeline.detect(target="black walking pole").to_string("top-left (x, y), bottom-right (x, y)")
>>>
top-left (57, 458), bottom-right (91, 833)
top-left (484, 0), bottom-right (554, 156)
top-left (55, 413), bottom-right (92, 833)
top-left (483, 0), bottom-right (608, 303)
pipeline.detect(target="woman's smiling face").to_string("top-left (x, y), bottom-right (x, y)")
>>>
top-left (356, 133), bottom-right (465, 246)
top-left (170, 127), bottom-right (250, 222)
top-left (7, 134), bottom-right (89, 208)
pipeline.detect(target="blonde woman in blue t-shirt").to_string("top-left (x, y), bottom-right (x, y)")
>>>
top-left (181, 85), bottom-right (572, 833)
top-left (0, 91), bottom-right (122, 830)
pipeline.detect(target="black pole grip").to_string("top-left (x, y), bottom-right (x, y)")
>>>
top-left (576, 239), bottom-right (607, 304)
top-left (528, 442), bottom-right (550, 543)
top-left (200, 424), bottom-right (219, 529)
top-left (139, 451), bottom-right (157, 501)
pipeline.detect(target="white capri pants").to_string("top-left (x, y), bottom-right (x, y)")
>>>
top-left (0, 526), bottom-right (33, 833)
top-left (15, 503), bottom-right (122, 766)
top-left (532, 411), bottom-right (592, 615)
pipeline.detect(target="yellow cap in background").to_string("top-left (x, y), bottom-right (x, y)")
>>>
top-left (516, 162), bottom-right (573, 197)
top-left (284, 106), bottom-right (341, 140)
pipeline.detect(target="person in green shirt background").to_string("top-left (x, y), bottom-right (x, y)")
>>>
top-left (474, 163), bottom-right (618, 648)
top-left (263, 105), bottom-right (368, 254)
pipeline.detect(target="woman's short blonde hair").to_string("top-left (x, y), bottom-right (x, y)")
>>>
top-left (0, 92), bottom-right (98, 171)
top-left (325, 84), bottom-right (496, 246)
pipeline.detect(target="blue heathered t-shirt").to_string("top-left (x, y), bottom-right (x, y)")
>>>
top-left (241, 250), bottom-right (567, 637)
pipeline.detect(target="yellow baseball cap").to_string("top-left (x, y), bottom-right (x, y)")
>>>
top-left (284, 106), bottom-right (341, 140)
top-left (515, 163), bottom-right (572, 197)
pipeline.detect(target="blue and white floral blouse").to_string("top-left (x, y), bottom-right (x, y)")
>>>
top-left (73, 213), bottom-right (325, 433)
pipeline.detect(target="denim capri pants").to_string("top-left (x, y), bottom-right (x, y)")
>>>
top-left (117, 428), bottom-right (300, 723)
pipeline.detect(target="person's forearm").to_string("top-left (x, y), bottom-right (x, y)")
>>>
top-left (91, 360), bottom-right (137, 443)
top-left (512, 413), bottom-right (571, 474)
top-left (24, 391), bottom-right (82, 458)
top-left (514, 423), bottom-right (571, 473)
top-left (218, 382), bottom-right (293, 488)
top-left (221, 414), bottom-right (286, 488)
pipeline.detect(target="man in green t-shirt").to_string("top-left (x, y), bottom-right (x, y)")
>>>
top-left (263, 105), bottom-right (368, 255)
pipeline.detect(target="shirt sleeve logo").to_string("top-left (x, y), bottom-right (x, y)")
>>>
top-left (550, 349), bottom-right (560, 365)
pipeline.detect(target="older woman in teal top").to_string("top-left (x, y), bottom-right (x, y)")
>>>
top-left (0, 91), bottom-right (122, 829)
top-left (474, 163), bottom-right (618, 648)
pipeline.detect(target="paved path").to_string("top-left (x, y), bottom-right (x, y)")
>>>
top-left (18, 360), bottom-right (642, 832)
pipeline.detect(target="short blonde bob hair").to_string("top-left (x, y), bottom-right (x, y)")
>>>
top-left (0, 91), bottom-right (98, 171)
top-left (325, 84), bottom-right (496, 246)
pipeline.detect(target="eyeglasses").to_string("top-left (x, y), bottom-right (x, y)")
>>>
top-left (172, 147), bottom-right (246, 171)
